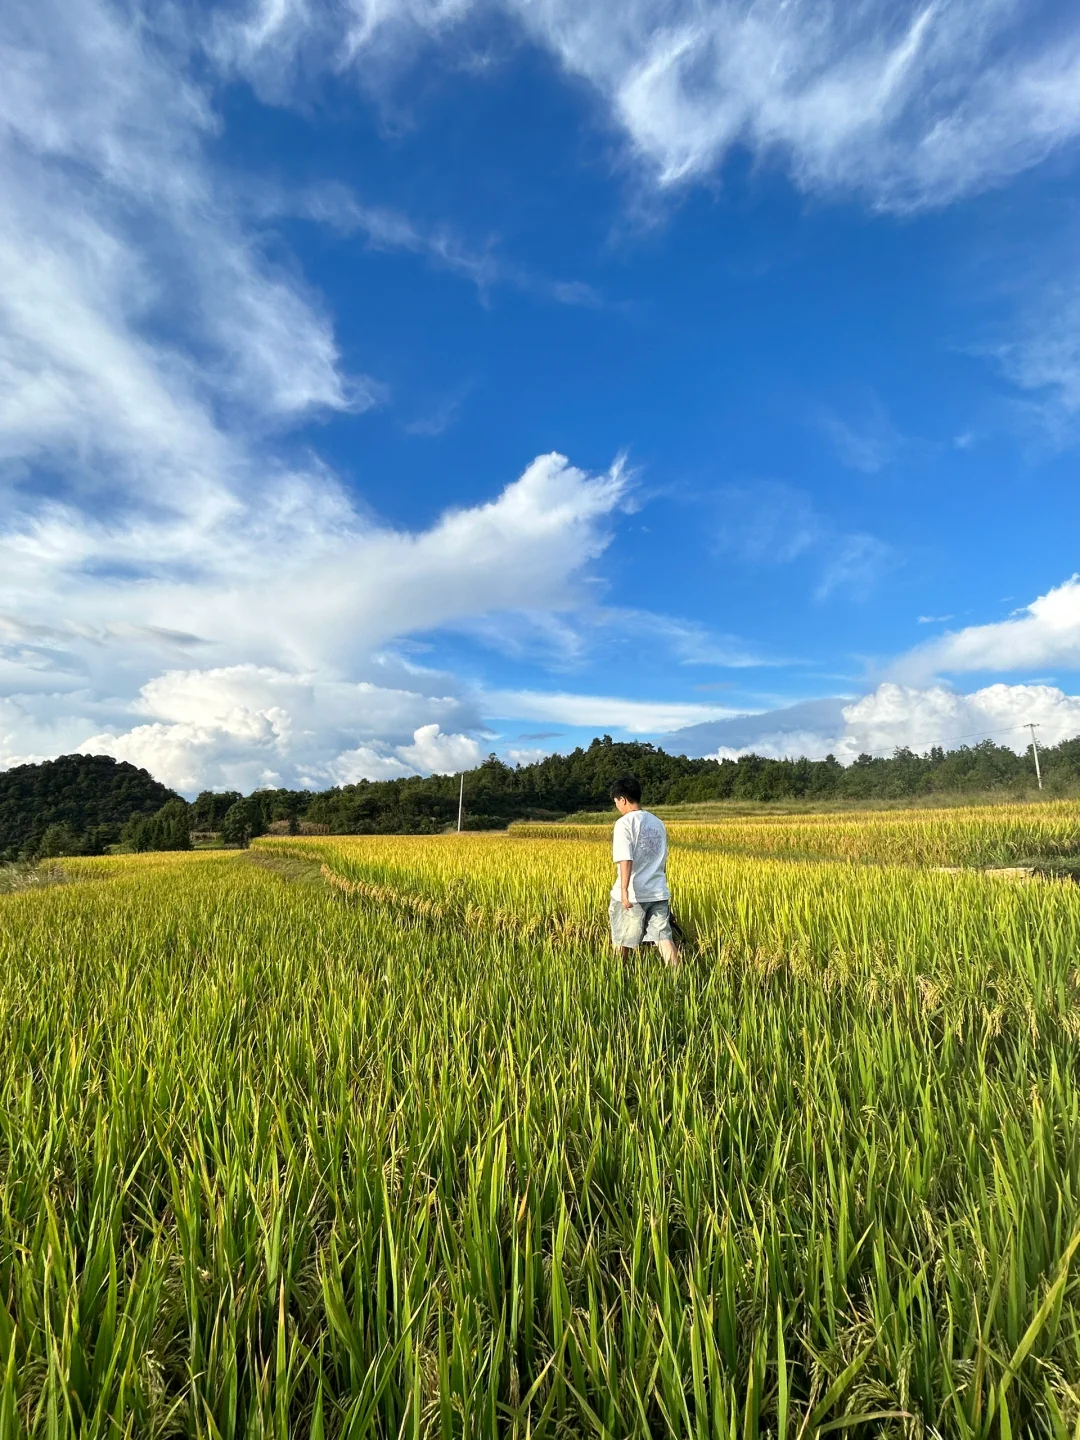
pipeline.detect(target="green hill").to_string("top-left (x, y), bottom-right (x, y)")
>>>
top-left (0, 754), bottom-right (180, 861)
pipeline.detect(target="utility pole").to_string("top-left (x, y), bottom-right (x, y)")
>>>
top-left (1028, 722), bottom-right (1043, 790)
top-left (457, 772), bottom-right (464, 832)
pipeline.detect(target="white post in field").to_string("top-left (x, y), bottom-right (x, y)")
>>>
top-left (457, 772), bottom-right (464, 832)
top-left (1028, 722), bottom-right (1043, 790)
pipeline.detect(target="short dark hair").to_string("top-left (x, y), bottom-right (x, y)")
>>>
top-left (611, 775), bottom-right (642, 804)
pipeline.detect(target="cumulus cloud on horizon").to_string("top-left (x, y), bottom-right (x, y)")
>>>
top-left (70, 667), bottom-right (485, 794)
top-left (671, 682), bottom-right (1080, 767)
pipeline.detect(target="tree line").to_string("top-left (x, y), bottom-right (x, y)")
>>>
top-left (3, 733), bottom-right (1078, 861)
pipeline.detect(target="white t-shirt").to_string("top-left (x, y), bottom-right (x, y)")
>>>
top-left (611, 809), bottom-right (670, 902)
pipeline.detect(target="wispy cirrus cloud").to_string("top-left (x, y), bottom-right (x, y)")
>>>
top-left (484, 688), bottom-right (739, 735)
top-left (716, 482), bottom-right (821, 565)
top-left (815, 533), bottom-right (894, 602)
top-left (451, 604), bottom-right (778, 672)
top-left (818, 394), bottom-right (906, 474)
top-left (296, 183), bottom-right (601, 307)
top-left (0, 0), bottom-right (373, 512)
top-left (218, 0), bottom-right (1080, 210)
top-left (218, 0), bottom-right (1080, 464)
top-left (716, 482), bottom-right (894, 601)
top-left (404, 391), bottom-right (469, 438)
top-left (989, 267), bottom-right (1080, 446)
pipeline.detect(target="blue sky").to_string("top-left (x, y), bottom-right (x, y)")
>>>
top-left (3, 0), bottom-right (1080, 793)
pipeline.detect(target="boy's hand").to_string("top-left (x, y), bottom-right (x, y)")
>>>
top-left (621, 892), bottom-right (632, 911)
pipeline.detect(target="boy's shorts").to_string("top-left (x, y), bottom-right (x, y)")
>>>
top-left (609, 898), bottom-right (673, 948)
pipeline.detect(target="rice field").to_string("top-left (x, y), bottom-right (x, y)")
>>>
top-left (3, 815), bottom-right (1080, 1436)
top-left (509, 799), bottom-right (1080, 868)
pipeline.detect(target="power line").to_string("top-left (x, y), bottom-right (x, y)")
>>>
top-left (860, 720), bottom-right (1059, 769)
top-left (916, 721), bottom-right (1052, 747)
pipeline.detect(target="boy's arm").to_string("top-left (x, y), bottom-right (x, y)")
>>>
top-left (613, 818), bottom-right (634, 909)
top-left (617, 858), bottom-right (632, 909)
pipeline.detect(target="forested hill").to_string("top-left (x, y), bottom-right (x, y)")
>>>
top-left (5, 734), bottom-right (1080, 857)
top-left (0, 754), bottom-right (179, 861)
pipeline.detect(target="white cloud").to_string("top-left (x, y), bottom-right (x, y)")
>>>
top-left (329, 748), bottom-right (417, 784)
top-left (708, 730), bottom-right (841, 764)
top-left (0, 0), bottom-right (368, 526)
top-left (504, 746), bottom-right (551, 767)
top-left (0, 0), bottom-right (458, 797)
top-left (82, 715), bottom-right (483, 793)
top-left (716, 576), bottom-right (1080, 764)
top-left (698, 681), bottom-right (1080, 763)
top-left (396, 723), bottom-right (484, 775)
top-left (220, 0), bottom-right (1080, 210)
top-left (210, 0), bottom-right (468, 99)
top-left (0, 693), bottom-right (106, 771)
top-left (73, 660), bottom-right (485, 792)
top-left (65, 664), bottom-right (481, 791)
top-left (1, 453), bottom-right (629, 789)
top-left (485, 689), bottom-right (738, 734)
top-left (895, 575), bottom-right (1080, 682)
top-left (840, 682), bottom-right (1080, 757)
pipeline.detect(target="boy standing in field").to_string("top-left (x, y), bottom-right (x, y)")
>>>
top-left (609, 775), bottom-right (678, 967)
